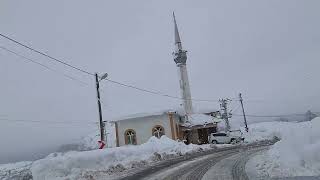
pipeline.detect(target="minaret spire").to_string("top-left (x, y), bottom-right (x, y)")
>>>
top-left (172, 12), bottom-right (187, 65)
top-left (173, 12), bottom-right (182, 50)
top-left (172, 12), bottom-right (193, 117)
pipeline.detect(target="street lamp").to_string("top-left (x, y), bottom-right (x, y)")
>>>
top-left (100, 73), bottom-right (108, 81)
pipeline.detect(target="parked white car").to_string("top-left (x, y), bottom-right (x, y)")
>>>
top-left (208, 131), bottom-right (244, 144)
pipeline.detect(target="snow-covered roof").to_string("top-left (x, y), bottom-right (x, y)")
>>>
top-left (111, 109), bottom-right (180, 122)
top-left (110, 107), bottom-right (219, 123)
top-left (193, 107), bottom-right (219, 114)
top-left (182, 113), bottom-right (219, 127)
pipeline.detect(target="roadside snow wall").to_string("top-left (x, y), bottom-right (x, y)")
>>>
top-left (31, 136), bottom-right (205, 180)
top-left (248, 117), bottom-right (320, 177)
top-left (242, 121), bottom-right (290, 143)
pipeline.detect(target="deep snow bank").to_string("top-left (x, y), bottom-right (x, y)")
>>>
top-left (247, 117), bottom-right (320, 177)
top-left (31, 136), bottom-right (209, 180)
top-left (242, 121), bottom-right (290, 143)
top-left (0, 161), bottom-right (32, 180)
top-left (58, 122), bottom-right (116, 152)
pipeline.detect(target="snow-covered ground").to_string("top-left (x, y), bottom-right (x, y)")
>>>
top-left (242, 121), bottom-right (288, 143)
top-left (56, 122), bottom-right (116, 152)
top-left (0, 161), bottom-right (33, 180)
top-left (31, 136), bottom-right (210, 180)
top-left (0, 135), bottom-right (229, 180)
top-left (246, 117), bottom-right (320, 178)
top-left (3, 117), bottom-right (319, 179)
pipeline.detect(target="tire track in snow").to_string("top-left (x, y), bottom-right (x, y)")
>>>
top-left (202, 146), bottom-right (267, 180)
top-left (120, 141), bottom-right (274, 180)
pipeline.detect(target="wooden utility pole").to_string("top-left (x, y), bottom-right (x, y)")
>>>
top-left (95, 73), bottom-right (105, 143)
top-left (239, 93), bottom-right (248, 132)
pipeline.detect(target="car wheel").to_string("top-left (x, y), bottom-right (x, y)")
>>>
top-left (230, 139), bottom-right (237, 144)
top-left (212, 140), bottom-right (218, 144)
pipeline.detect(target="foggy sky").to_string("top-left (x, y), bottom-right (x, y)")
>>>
top-left (1, 0), bottom-right (320, 163)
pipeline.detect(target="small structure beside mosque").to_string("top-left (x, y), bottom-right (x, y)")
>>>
top-left (112, 13), bottom-right (219, 146)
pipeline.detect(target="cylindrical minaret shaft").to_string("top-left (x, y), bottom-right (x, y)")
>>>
top-left (177, 63), bottom-right (193, 115)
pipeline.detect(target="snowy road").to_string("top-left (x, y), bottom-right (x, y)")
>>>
top-left (120, 142), bottom-right (271, 180)
top-left (202, 147), bottom-right (266, 180)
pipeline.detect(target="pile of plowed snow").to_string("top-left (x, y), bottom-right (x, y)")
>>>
top-left (30, 136), bottom-right (210, 180)
top-left (247, 117), bottom-right (320, 177)
top-left (242, 121), bottom-right (289, 143)
top-left (0, 161), bottom-right (32, 180)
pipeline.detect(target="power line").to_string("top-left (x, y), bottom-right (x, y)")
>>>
top-left (230, 104), bottom-right (241, 114)
top-left (0, 33), bottom-right (94, 76)
top-left (0, 33), bottom-right (228, 103)
top-left (105, 78), bottom-right (271, 103)
top-left (232, 113), bottom-right (316, 118)
top-left (0, 39), bottom-right (225, 103)
top-left (0, 45), bottom-right (89, 86)
top-left (232, 114), bottom-right (288, 118)
top-left (228, 100), bottom-right (239, 111)
top-left (0, 33), bottom-right (261, 104)
top-left (0, 118), bottom-right (96, 125)
top-left (104, 78), bottom-right (225, 102)
top-left (107, 76), bottom-right (264, 103)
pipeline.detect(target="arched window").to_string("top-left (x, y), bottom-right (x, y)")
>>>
top-left (152, 125), bottom-right (165, 138)
top-left (124, 129), bottom-right (137, 145)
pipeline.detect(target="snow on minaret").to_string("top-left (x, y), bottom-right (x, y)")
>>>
top-left (172, 12), bottom-right (193, 116)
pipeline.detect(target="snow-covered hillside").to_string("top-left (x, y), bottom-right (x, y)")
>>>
top-left (246, 117), bottom-right (320, 178)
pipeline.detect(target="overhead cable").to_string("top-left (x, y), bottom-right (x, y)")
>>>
top-left (0, 118), bottom-right (96, 125)
top-left (232, 113), bottom-right (312, 118)
top-left (0, 33), bottom-right (262, 103)
top-left (104, 78), bottom-right (224, 102)
top-left (0, 45), bottom-right (89, 85)
top-left (0, 33), bottom-right (94, 76)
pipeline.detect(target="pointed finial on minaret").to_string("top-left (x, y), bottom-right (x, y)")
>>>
top-left (173, 11), bottom-right (182, 50)
top-left (172, 12), bottom-right (187, 65)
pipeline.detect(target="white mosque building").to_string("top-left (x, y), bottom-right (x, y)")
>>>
top-left (112, 13), bottom-right (219, 147)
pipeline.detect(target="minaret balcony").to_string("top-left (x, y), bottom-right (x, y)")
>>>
top-left (173, 50), bottom-right (187, 64)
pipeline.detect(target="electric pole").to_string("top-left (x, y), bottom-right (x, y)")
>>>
top-left (95, 73), bottom-right (105, 143)
top-left (219, 99), bottom-right (231, 132)
top-left (239, 93), bottom-right (248, 132)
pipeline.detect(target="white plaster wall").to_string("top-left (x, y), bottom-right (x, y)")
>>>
top-left (116, 114), bottom-right (173, 146)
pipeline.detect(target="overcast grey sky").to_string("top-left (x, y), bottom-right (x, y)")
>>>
top-left (1, 0), bottom-right (320, 163)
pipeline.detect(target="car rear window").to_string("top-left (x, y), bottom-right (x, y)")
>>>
top-left (213, 133), bottom-right (226, 136)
